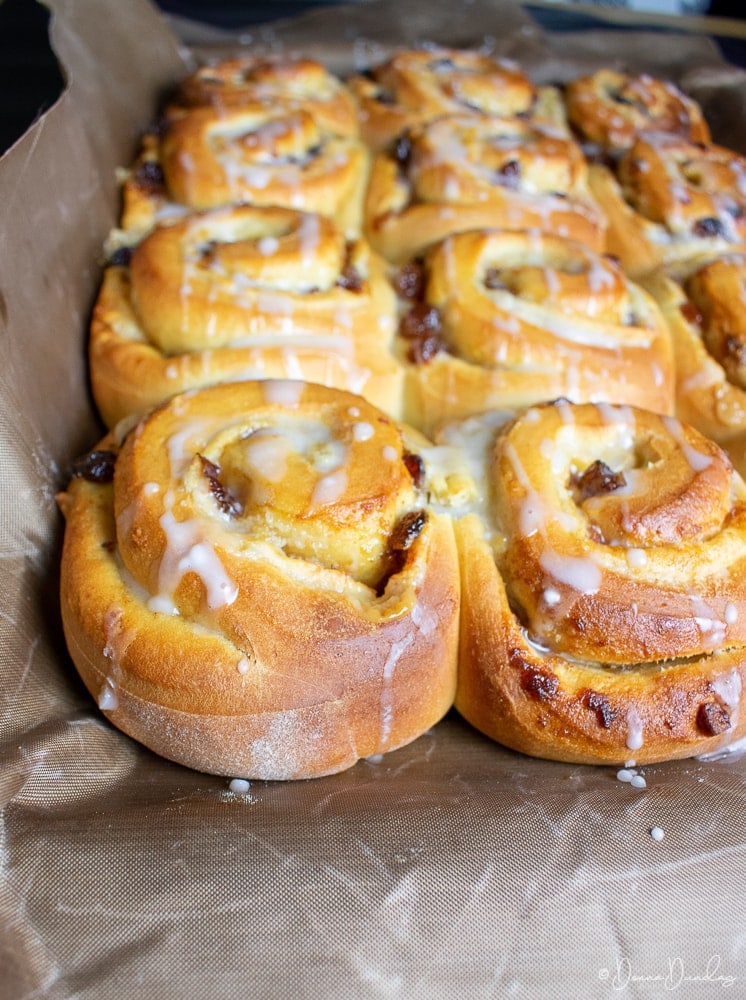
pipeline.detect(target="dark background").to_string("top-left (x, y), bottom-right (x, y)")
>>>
top-left (1, 0), bottom-right (744, 155)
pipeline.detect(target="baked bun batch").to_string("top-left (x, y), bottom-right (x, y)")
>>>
top-left (58, 48), bottom-right (746, 778)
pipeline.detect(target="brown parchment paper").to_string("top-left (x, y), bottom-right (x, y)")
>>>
top-left (1, 1), bottom-right (745, 997)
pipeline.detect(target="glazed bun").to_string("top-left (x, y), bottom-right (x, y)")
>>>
top-left (565, 69), bottom-right (710, 153)
top-left (644, 252), bottom-right (746, 477)
top-left (121, 103), bottom-right (369, 239)
top-left (174, 54), bottom-right (360, 139)
top-left (57, 380), bottom-right (460, 779)
top-left (397, 228), bottom-right (674, 435)
top-left (61, 48), bottom-right (746, 775)
top-left (364, 113), bottom-right (606, 263)
top-left (447, 399), bottom-right (746, 765)
top-left (588, 132), bottom-right (746, 279)
top-left (348, 46), bottom-right (566, 150)
top-left (91, 206), bottom-right (401, 427)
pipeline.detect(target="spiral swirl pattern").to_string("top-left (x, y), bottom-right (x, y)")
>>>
top-left (448, 399), bottom-right (746, 764)
top-left (365, 113), bottom-right (606, 262)
top-left (58, 380), bottom-right (460, 779)
top-left (565, 70), bottom-right (710, 152)
top-left (401, 229), bottom-right (674, 434)
top-left (348, 46), bottom-right (564, 150)
top-left (90, 206), bottom-right (401, 427)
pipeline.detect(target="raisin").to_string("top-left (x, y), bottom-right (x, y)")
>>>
top-left (408, 333), bottom-right (444, 364)
top-left (399, 303), bottom-right (444, 364)
top-left (199, 456), bottom-right (243, 517)
top-left (429, 57), bottom-right (456, 73)
top-left (337, 265), bottom-right (363, 292)
top-left (520, 665), bottom-right (559, 701)
top-left (692, 217), bottom-right (727, 239)
top-left (496, 159), bottom-right (521, 188)
top-left (109, 246), bottom-right (133, 268)
top-left (399, 303), bottom-right (440, 339)
top-left (581, 690), bottom-right (616, 729)
top-left (375, 89), bottom-right (396, 107)
top-left (70, 450), bottom-right (116, 484)
top-left (696, 700), bottom-right (731, 736)
top-left (483, 267), bottom-right (507, 291)
top-left (572, 460), bottom-right (626, 500)
top-left (145, 116), bottom-right (170, 139)
top-left (199, 240), bottom-right (218, 264)
top-left (393, 132), bottom-right (413, 172)
top-left (374, 510), bottom-right (427, 595)
top-left (403, 452), bottom-right (426, 489)
top-left (680, 301), bottom-right (703, 326)
top-left (723, 334), bottom-right (746, 367)
top-left (134, 160), bottom-right (165, 193)
top-left (391, 509), bottom-right (427, 551)
top-left (393, 260), bottom-right (426, 301)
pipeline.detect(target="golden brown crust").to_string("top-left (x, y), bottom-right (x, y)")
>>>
top-left (58, 381), bottom-right (460, 779)
top-left (449, 400), bottom-right (746, 765)
top-left (589, 133), bottom-right (746, 279)
top-left (70, 47), bottom-right (746, 774)
top-left (565, 69), bottom-right (710, 152)
top-left (174, 55), bottom-right (360, 139)
top-left (364, 113), bottom-right (606, 264)
top-left (348, 46), bottom-right (566, 150)
top-left (120, 104), bottom-right (369, 239)
top-left (397, 229), bottom-right (674, 435)
top-left (644, 253), bottom-right (746, 478)
top-left (90, 206), bottom-right (402, 426)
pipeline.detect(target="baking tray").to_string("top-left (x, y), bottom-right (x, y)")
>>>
top-left (1, 1), bottom-right (745, 996)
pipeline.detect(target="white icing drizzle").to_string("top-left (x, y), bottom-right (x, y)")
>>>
top-left (379, 635), bottom-right (414, 747)
top-left (257, 235), bottom-right (279, 256)
top-left (662, 415), bottom-right (713, 472)
top-left (711, 670), bottom-right (742, 730)
top-left (625, 548), bottom-right (647, 568)
top-left (244, 432), bottom-right (295, 484)
top-left (98, 680), bottom-right (119, 711)
top-left (411, 599), bottom-right (438, 636)
top-left (690, 596), bottom-right (727, 649)
top-left (697, 734), bottom-right (746, 760)
top-left (542, 587), bottom-right (561, 607)
top-left (625, 707), bottom-right (644, 751)
top-left (262, 379), bottom-right (304, 406)
top-left (312, 467), bottom-right (348, 506)
top-left (352, 421), bottom-right (375, 442)
top-left (539, 548), bottom-right (601, 596)
top-left (152, 492), bottom-right (238, 611)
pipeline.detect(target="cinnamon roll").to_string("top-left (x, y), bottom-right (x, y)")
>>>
top-left (565, 69), bottom-right (710, 153)
top-left (396, 229), bottom-right (674, 435)
top-left (644, 252), bottom-right (746, 477)
top-left (120, 103), bottom-right (369, 238)
top-left (348, 46), bottom-right (566, 151)
top-left (57, 380), bottom-right (460, 780)
top-left (589, 132), bottom-right (746, 279)
top-left (364, 113), bottom-right (606, 263)
top-left (446, 398), bottom-right (746, 765)
top-left (90, 206), bottom-right (401, 428)
top-left (174, 55), bottom-right (359, 138)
